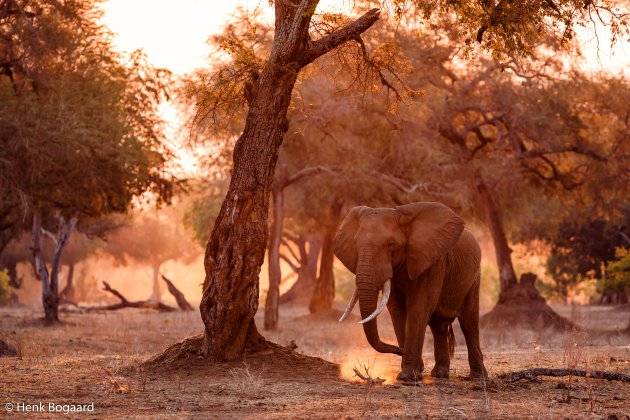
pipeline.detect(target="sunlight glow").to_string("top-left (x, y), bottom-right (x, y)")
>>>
top-left (101, 1), bottom-right (629, 176)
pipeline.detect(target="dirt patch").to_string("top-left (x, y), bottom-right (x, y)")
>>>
top-left (1, 306), bottom-right (629, 419)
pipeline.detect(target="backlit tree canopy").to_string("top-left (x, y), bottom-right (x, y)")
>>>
top-left (0, 0), bottom-right (178, 322)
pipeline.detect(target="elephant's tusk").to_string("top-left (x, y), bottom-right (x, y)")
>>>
top-left (339, 288), bottom-right (359, 322)
top-left (358, 279), bottom-right (391, 325)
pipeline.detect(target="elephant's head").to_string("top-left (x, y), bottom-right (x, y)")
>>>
top-left (333, 202), bottom-right (464, 355)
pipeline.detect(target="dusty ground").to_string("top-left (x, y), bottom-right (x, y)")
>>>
top-left (1, 304), bottom-right (629, 419)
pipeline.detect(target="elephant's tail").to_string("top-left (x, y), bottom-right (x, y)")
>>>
top-left (448, 325), bottom-right (455, 357)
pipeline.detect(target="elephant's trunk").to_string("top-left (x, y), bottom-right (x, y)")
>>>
top-left (356, 246), bottom-right (403, 356)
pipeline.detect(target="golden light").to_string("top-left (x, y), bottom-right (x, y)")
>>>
top-left (100, 1), bottom-right (629, 177)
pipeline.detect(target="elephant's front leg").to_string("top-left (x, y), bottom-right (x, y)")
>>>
top-left (396, 308), bottom-right (430, 382)
top-left (429, 321), bottom-right (451, 378)
top-left (386, 288), bottom-right (406, 349)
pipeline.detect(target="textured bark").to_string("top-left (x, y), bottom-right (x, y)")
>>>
top-left (474, 174), bottom-right (518, 299)
top-left (199, 3), bottom-right (381, 361)
top-left (309, 200), bottom-right (343, 313)
top-left (32, 209), bottom-right (78, 323)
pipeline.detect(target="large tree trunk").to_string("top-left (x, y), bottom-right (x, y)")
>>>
top-left (199, 59), bottom-right (299, 362)
top-left (474, 176), bottom-right (518, 300)
top-left (32, 209), bottom-right (78, 323)
top-left (309, 200), bottom-right (343, 313)
top-left (198, 4), bottom-right (381, 362)
top-left (474, 175), bottom-right (574, 331)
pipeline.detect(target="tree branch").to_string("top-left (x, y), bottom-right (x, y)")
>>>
top-left (364, 170), bottom-right (452, 197)
top-left (285, 165), bottom-right (340, 187)
top-left (280, 238), bottom-right (303, 265)
top-left (352, 33), bottom-right (403, 100)
top-left (280, 253), bottom-right (300, 273)
top-left (305, 8), bottom-right (380, 65)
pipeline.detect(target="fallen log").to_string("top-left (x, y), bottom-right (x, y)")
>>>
top-left (85, 281), bottom-right (177, 312)
top-left (161, 274), bottom-right (193, 311)
top-left (499, 368), bottom-right (630, 383)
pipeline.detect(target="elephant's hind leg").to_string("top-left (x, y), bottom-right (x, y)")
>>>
top-left (429, 320), bottom-right (452, 378)
top-left (458, 276), bottom-right (487, 378)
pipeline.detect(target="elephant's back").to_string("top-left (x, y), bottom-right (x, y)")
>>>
top-left (457, 228), bottom-right (481, 267)
top-left (445, 229), bottom-right (481, 286)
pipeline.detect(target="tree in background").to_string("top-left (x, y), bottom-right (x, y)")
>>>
top-left (0, 0), bottom-right (176, 322)
top-left (602, 247), bottom-right (630, 304)
top-left (104, 209), bottom-right (200, 303)
top-left (546, 213), bottom-right (630, 303)
top-left (0, 269), bottom-right (11, 304)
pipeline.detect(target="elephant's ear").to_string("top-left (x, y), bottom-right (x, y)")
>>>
top-left (396, 202), bottom-right (464, 280)
top-left (332, 206), bottom-right (368, 274)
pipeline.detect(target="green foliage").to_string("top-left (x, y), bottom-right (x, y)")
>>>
top-left (0, 0), bottom-right (176, 218)
top-left (0, 269), bottom-right (12, 304)
top-left (600, 247), bottom-right (630, 297)
top-left (179, 7), bottom-right (273, 147)
top-left (545, 214), bottom-right (629, 298)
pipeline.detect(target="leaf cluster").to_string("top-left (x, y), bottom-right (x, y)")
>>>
top-left (0, 0), bottom-right (177, 218)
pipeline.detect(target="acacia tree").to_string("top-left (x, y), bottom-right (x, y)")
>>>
top-left (104, 209), bottom-right (200, 303)
top-left (0, 0), bottom-right (175, 322)
top-left (196, 3), bottom-right (383, 361)
top-left (181, 0), bottom-right (629, 362)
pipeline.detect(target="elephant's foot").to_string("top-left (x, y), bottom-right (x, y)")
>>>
top-left (430, 365), bottom-right (449, 378)
top-left (396, 365), bottom-right (423, 382)
top-left (465, 367), bottom-right (488, 380)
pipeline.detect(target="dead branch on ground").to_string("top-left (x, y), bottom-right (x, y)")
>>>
top-left (84, 281), bottom-right (177, 312)
top-left (161, 274), bottom-right (194, 311)
top-left (499, 368), bottom-right (630, 383)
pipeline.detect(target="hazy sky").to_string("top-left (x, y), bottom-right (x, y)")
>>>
top-left (102, 1), bottom-right (628, 76)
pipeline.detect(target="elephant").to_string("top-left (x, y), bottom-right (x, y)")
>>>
top-left (333, 202), bottom-right (486, 381)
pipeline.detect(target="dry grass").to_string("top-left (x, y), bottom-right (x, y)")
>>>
top-left (0, 305), bottom-right (629, 419)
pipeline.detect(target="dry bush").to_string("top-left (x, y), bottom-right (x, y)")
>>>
top-left (228, 361), bottom-right (263, 398)
top-left (97, 363), bottom-right (130, 394)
